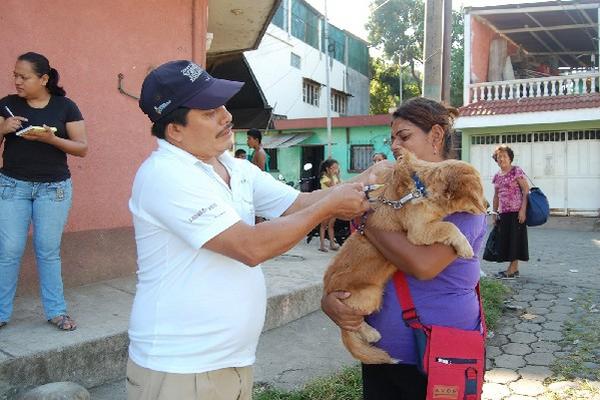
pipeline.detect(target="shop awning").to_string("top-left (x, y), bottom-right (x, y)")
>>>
top-left (262, 132), bottom-right (313, 149)
top-left (207, 53), bottom-right (272, 129)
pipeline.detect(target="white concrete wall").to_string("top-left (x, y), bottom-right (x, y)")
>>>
top-left (245, 24), bottom-right (368, 119)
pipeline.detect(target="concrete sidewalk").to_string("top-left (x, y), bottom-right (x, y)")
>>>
top-left (0, 240), bottom-right (334, 399)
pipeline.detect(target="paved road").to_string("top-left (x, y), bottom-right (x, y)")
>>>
top-left (480, 226), bottom-right (600, 399)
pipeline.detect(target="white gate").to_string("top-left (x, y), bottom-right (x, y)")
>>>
top-left (469, 129), bottom-right (600, 215)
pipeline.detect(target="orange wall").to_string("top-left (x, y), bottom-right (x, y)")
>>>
top-left (470, 16), bottom-right (494, 84)
top-left (0, 0), bottom-right (208, 233)
top-left (470, 15), bottom-right (519, 84)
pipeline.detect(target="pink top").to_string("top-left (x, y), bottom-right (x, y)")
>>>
top-left (493, 166), bottom-right (525, 213)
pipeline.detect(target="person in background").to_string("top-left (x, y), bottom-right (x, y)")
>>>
top-left (128, 60), bottom-right (374, 400)
top-left (491, 145), bottom-right (529, 279)
top-left (318, 159), bottom-right (341, 252)
top-left (246, 128), bottom-right (269, 171)
top-left (0, 52), bottom-right (88, 331)
top-left (372, 152), bottom-right (387, 164)
top-left (234, 148), bottom-right (247, 159)
top-left (322, 97), bottom-right (487, 399)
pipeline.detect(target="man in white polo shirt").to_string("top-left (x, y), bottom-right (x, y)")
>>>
top-left (127, 60), bottom-right (372, 400)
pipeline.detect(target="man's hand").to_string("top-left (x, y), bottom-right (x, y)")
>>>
top-left (321, 291), bottom-right (367, 331)
top-left (324, 182), bottom-right (370, 220)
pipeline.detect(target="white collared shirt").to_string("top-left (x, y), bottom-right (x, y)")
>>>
top-left (128, 139), bottom-right (298, 373)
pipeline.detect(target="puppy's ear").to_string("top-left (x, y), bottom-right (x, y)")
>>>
top-left (443, 164), bottom-right (487, 213)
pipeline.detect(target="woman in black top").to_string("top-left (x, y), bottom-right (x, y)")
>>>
top-left (0, 52), bottom-right (87, 331)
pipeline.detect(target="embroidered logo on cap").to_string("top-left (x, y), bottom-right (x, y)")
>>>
top-left (181, 62), bottom-right (205, 82)
top-left (154, 100), bottom-right (172, 115)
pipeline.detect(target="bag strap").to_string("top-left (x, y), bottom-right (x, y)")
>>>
top-left (521, 169), bottom-right (536, 188)
top-left (393, 271), bottom-right (487, 337)
top-left (392, 271), bottom-right (427, 331)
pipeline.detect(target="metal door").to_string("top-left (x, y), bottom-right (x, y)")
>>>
top-left (469, 129), bottom-right (600, 215)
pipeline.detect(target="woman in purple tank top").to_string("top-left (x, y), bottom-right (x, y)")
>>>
top-left (322, 97), bottom-right (487, 400)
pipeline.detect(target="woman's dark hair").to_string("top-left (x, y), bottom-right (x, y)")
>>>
top-left (17, 52), bottom-right (66, 96)
top-left (492, 145), bottom-right (514, 162)
top-left (151, 107), bottom-right (191, 139)
top-left (392, 97), bottom-right (459, 159)
top-left (319, 158), bottom-right (339, 178)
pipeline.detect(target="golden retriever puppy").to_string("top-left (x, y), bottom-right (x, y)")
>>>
top-left (323, 148), bottom-right (487, 364)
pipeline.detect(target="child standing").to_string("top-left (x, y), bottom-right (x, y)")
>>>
top-left (318, 159), bottom-right (341, 252)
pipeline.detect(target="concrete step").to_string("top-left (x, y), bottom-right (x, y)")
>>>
top-left (0, 241), bottom-right (332, 399)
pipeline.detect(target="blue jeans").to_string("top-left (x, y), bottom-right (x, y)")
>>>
top-left (0, 173), bottom-right (72, 321)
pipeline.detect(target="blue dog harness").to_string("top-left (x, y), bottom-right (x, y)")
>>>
top-left (377, 173), bottom-right (427, 209)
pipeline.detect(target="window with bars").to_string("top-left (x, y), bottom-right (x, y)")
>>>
top-left (303, 79), bottom-right (321, 106)
top-left (350, 144), bottom-right (374, 172)
top-left (471, 129), bottom-right (600, 145)
top-left (330, 90), bottom-right (347, 115)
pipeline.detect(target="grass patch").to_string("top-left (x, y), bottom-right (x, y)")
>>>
top-left (480, 277), bottom-right (510, 332)
top-left (550, 291), bottom-right (600, 383)
top-left (253, 365), bottom-right (362, 400)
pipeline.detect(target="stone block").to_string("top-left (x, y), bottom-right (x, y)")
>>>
top-left (524, 352), bottom-right (555, 366)
top-left (508, 379), bottom-right (546, 396)
top-left (20, 382), bottom-right (89, 400)
top-left (501, 343), bottom-right (532, 356)
top-left (484, 368), bottom-right (519, 384)
top-left (518, 365), bottom-right (553, 381)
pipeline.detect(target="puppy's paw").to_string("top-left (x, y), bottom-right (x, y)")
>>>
top-left (454, 240), bottom-right (474, 258)
top-left (360, 322), bottom-right (382, 344)
top-left (452, 234), bottom-right (474, 258)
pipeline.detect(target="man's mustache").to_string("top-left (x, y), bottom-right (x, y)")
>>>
top-left (216, 123), bottom-right (234, 137)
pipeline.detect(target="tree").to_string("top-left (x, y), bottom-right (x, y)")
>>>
top-left (367, 0), bottom-right (425, 88)
top-left (370, 57), bottom-right (421, 114)
top-left (450, 11), bottom-right (464, 107)
top-left (367, 0), bottom-right (465, 107)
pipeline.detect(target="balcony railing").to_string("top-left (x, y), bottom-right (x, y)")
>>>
top-left (467, 72), bottom-right (600, 104)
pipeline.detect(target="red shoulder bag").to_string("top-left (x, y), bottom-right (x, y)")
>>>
top-left (393, 272), bottom-right (487, 400)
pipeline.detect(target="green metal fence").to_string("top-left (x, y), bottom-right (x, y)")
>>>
top-left (291, 0), bottom-right (320, 49)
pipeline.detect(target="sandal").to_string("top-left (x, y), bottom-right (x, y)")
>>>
top-left (48, 315), bottom-right (77, 331)
top-left (496, 270), bottom-right (520, 280)
top-left (318, 247), bottom-right (328, 253)
top-left (0, 321), bottom-right (7, 329)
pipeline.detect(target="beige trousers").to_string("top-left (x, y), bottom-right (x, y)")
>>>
top-left (126, 358), bottom-right (253, 400)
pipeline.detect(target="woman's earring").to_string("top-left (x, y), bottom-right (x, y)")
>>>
top-left (433, 146), bottom-right (438, 155)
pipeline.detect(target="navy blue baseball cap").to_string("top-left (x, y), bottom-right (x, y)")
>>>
top-left (139, 60), bottom-right (244, 123)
